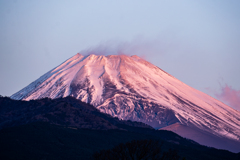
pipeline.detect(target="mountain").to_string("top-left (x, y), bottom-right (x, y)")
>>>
top-left (0, 97), bottom-right (240, 160)
top-left (0, 96), bottom-right (151, 130)
top-left (11, 54), bottom-right (240, 150)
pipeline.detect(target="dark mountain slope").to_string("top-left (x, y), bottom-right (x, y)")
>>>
top-left (160, 122), bottom-right (240, 153)
top-left (0, 122), bottom-right (239, 160)
top-left (0, 97), bottom-right (239, 159)
top-left (0, 96), bottom-right (150, 130)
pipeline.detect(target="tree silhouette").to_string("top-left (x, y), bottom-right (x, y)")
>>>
top-left (93, 139), bottom-right (183, 160)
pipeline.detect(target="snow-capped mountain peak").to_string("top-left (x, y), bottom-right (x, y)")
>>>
top-left (11, 54), bottom-right (240, 143)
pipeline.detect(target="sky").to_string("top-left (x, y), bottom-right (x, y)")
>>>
top-left (0, 0), bottom-right (240, 110)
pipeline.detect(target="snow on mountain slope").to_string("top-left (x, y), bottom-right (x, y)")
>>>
top-left (11, 53), bottom-right (240, 143)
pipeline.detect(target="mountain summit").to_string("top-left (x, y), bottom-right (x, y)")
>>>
top-left (11, 54), bottom-right (240, 144)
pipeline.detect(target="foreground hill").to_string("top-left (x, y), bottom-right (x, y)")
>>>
top-left (0, 96), bottom-right (150, 130)
top-left (1, 122), bottom-right (239, 160)
top-left (0, 97), bottom-right (239, 159)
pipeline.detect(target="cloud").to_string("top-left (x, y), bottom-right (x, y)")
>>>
top-left (215, 84), bottom-right (240, 111)
top-left (78, 35), bottom-right (177, 61)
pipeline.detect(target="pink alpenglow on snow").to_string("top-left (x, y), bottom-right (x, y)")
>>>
top-left (11, 54), bottom-right (240, 148)
top-left (216, 84), bottom-right (240, 111)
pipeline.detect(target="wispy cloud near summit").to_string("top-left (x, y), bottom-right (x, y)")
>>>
top-left (215, 84), bottom-right (240, 111)
top-left (78, 36), bottom-right (175, 60)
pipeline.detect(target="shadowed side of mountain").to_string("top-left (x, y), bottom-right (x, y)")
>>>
top-left (160, 122), bottom-right (240, 153)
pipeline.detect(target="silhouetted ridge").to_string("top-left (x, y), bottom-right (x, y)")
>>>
top-left (0, 96), bottom-right (151, 130)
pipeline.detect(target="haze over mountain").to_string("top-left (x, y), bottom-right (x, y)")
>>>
top-left (11, 53), bottom-right (240, 152)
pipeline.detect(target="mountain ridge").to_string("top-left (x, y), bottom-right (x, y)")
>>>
top-left (1, 96), bottom-right (240, 159)
top-left (0, 96), bottom-right (151, 130)
top-left (10, 54), bottom-right (240, 145)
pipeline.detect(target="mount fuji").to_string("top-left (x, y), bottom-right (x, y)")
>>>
top-left (11, 53), bottom-right (240, 151)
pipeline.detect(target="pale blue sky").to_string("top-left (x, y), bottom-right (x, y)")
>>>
top-left (0, 0), bottom-right (240, 109)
